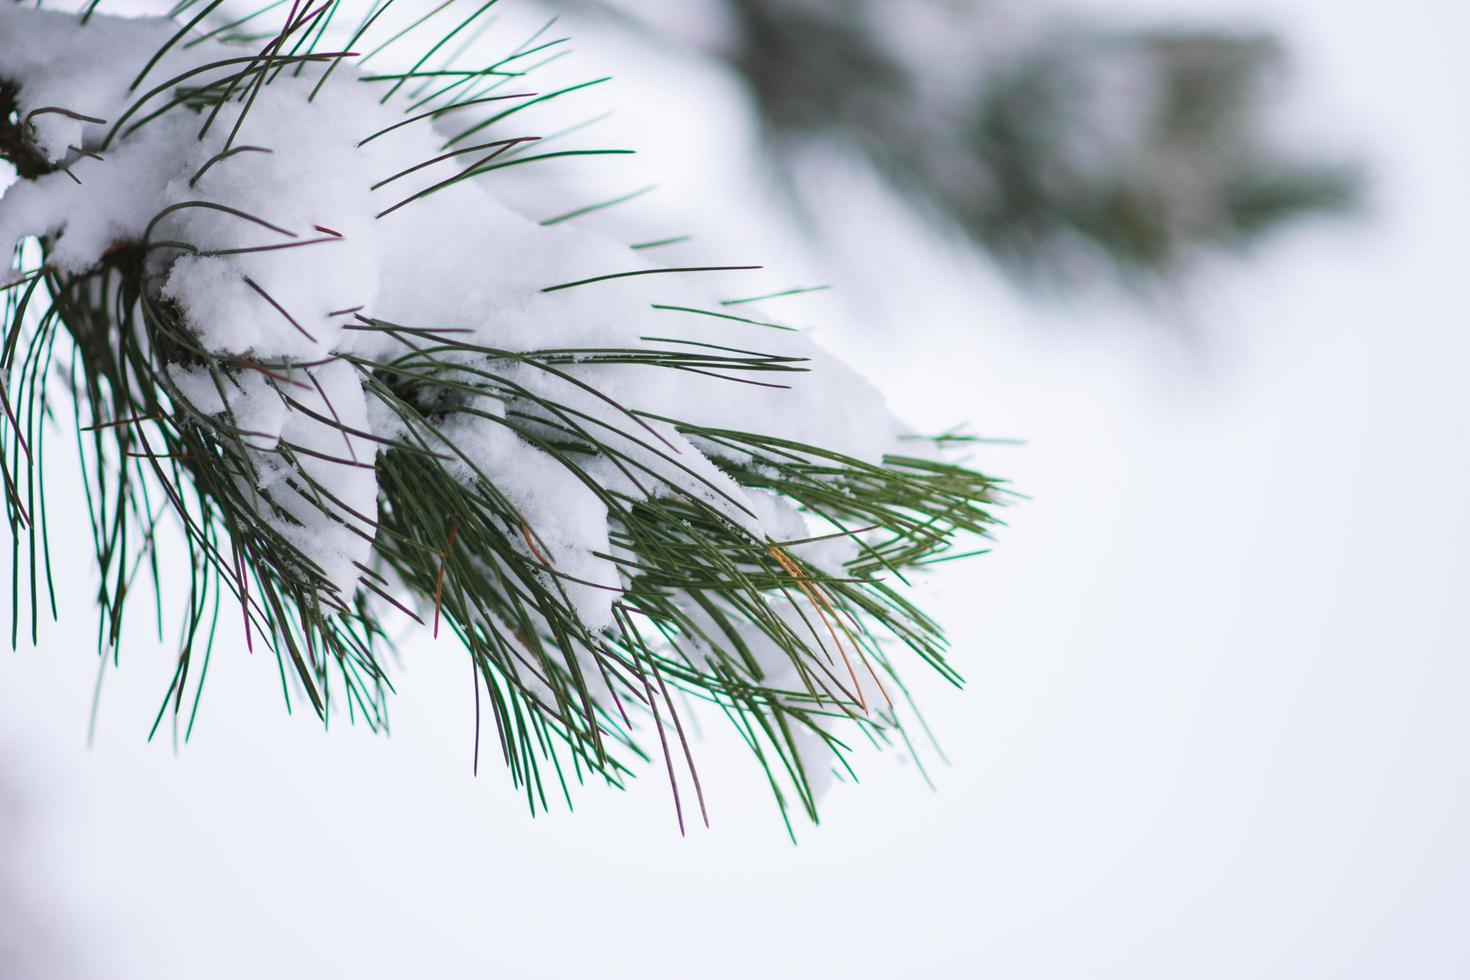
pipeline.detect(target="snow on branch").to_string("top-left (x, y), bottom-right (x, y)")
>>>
top-left (0, 2), bottom-right (1002, 829)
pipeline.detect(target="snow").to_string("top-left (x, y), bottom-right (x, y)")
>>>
top-left (0, 6), bottom-right (190, 162)
top-left (0, 5), bottom-right (902, 628)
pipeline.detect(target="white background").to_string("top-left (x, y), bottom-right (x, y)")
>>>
top-left (1, 1), bottom-right (1467, 977)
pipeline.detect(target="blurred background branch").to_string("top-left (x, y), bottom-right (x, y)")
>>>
top-left (556, 0), bottom-right (1361, 290)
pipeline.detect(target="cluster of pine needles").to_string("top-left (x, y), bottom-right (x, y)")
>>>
top-left (0, 0), bottom-right (1006, 833)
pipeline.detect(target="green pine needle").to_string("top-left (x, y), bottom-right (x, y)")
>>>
top-left (0, 0), bottom-right (1008, 830)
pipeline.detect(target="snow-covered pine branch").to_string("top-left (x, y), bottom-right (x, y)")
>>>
top-left (0, 1), bottom-right (1003, 830)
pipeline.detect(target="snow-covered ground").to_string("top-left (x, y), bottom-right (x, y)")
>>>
top-left (0, 0), bottom-right (1466, 977)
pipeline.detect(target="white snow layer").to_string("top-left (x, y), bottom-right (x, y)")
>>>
top-left (0, 5), bottom-right (897, 628)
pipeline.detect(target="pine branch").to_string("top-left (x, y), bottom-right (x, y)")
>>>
top-left (557, 0), bottom-right (1362, 290)
top-left (0, 0), bottom-right (1006, 830)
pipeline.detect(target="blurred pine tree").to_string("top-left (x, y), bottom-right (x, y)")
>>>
top-left (565, 0), bottom-right (1360, 287)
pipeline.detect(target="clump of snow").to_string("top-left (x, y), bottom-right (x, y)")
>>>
top-left (0, 7), bottom-right (191, 162)
top-left (0, 4), bottom-right (901, 629)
